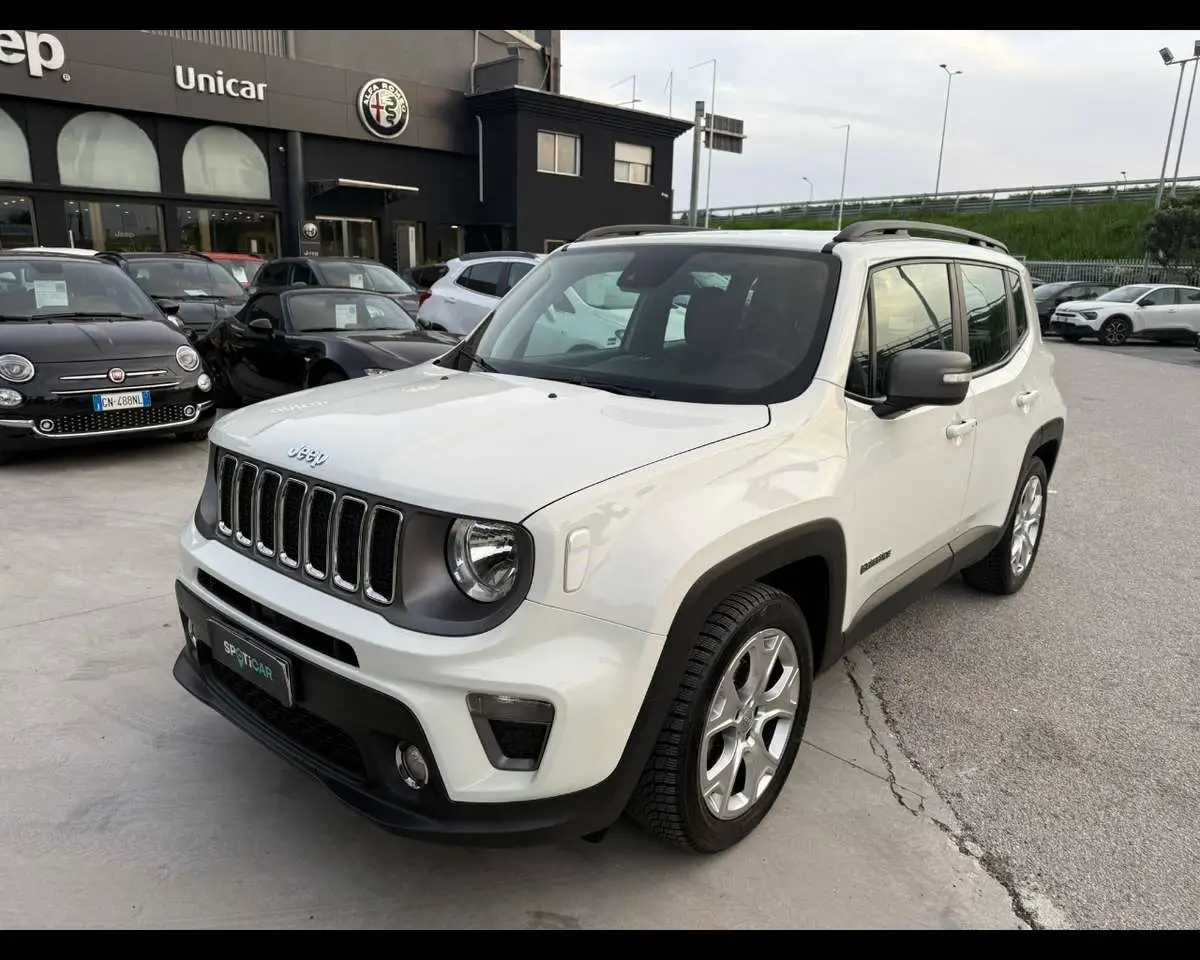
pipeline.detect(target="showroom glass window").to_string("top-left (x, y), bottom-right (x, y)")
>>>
top-left (0, 107), bottom-right (36, 249)
top-left (57, 112), bottom-right (165, 251)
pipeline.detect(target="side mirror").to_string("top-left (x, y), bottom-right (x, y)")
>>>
top-left (248, 317), bottom-right (275, 335)
top-left (158, 299), bottom-right (182, 316)
top-left (876, 349), bottom-right (971, 416)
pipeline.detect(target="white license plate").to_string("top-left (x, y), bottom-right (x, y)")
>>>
top-left (92, 391), bottom-right (151, 412)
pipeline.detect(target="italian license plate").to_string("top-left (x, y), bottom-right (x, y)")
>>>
top-left (208, 620), bottom-right (295, 707)
top-left (92, 390), bottom-right (151, 412)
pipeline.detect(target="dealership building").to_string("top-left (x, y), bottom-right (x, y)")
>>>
top-left (0, 29), bottom-right (691, 269)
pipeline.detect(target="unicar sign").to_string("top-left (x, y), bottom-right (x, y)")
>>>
top-left (0, 30), bottom-right (66, 78)
top-left (175, 65), bottom-right (266, 102)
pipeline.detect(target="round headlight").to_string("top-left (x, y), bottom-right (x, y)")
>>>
top-left (176, 345), bottom-right (200, 372)
top-left (446, 519), bottom-right (520, 602)
top-left (0, 354), bottom-right (35, 384)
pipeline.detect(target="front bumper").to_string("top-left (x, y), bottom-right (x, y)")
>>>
top-left (1049, 317), bottom-right (1097, 338)
top-left (0, 390), bottom-right (216, 450)
top-left (172, 523), bottom-right (667, 844)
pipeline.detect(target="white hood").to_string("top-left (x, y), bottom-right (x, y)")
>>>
top-left (212, 365), bottom-right (770, 522)
top-left (1056, 298), bottom-right (1119, 312)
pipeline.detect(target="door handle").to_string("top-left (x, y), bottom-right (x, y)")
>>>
top-left (444, 297), bottom-right (457, 304)
top-left (945, 418), bottom-right (977, 439)
top-left (1016, 389), bottom-right (1039, 409)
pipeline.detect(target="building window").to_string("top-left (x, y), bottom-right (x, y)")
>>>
top-left (182, 126), bottom-right (271, 200)
top-left (65, 200), bottom-right (164, 253)
top-left (614, 142), bottom-right (652, 185)
top-left (179, 207), bottom-right (279, 258)
top-left (0, 108), bottom-right (31, 183)
top-left (0, 195), bottom-right (36, 250)
top-left (537, 131), bottom-right (579, 176)
top-left (57, 112), bottom-right (162, 193)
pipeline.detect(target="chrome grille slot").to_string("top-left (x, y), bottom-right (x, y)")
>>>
top-left (255, 471), bottom-right (282, 557)
top-left (332, 497), bottom-right (367, 593)
top-left (304, 487), bottom-right (336, 581)
top-left (233, 462), bottom-right (259, 547)
top-left (278, 479), bottom-right (307, 569)
top-left (216, 454), bottom-right (236, 536)
top-left (364, 506), bottom-right (403, 605)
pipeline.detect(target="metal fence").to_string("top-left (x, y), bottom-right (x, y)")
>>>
top-left (673, 175), bottom-right (1200, 224)
top-left (1021, 259), bottom-right (1200, 286)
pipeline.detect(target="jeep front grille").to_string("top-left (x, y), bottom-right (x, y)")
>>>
top-left (214, 452), bottom-right (405, 607)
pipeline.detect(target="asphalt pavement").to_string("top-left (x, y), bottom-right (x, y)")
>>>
top-left (863, 339), bottom-right (1200, 929)
top-left (0, 338), bottom-right (1195, 928)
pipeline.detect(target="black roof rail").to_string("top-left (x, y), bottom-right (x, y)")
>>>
top-left (574, 224), bottom-right (706, 243)
top-left (820, 219), bottom-right (1009, 255)
top-left (456, 250), bottom-right (539, 262)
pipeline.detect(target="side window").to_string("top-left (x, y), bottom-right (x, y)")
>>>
top-left (289, 262), bottom-right (316, 286)
top-left (850, 261), bottom-right (954, 397)
top-left (502, 260), bottom-right (534, 295)
top-left (257, 262), bottom-right (289, 287)
top-left (1184, 288), bottom-right (1200, 303)
top-left (456, 262), bottom-right (504, 297)
top-left (1007, 269), bottom-right (1030, 339)
top-left (247, 294), bottom-right (283, 328)
top-left (960, 262), bottom-right (1013, 370)
top-left (1138, 287), bottom-right (1177, 306)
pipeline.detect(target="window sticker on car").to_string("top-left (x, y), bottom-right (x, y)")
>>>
top-left (348, 274), bottom-right (365, 289)
top-left (184, 289), bottom-right (207, 296)
top-left (33, 279), bottom-right (69, 308)
top-left (230, 266), bottom-right (248, 283)
top-left (335, 304), bottom-right (358, 328)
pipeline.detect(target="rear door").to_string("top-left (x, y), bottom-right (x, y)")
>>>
top-left (449, 261), bottom-right (505, 333)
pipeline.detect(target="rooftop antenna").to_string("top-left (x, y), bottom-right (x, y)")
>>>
top-left (664, 71), bottom-right (674, 116)
top-left (611, 74), bottom-right (641, 109)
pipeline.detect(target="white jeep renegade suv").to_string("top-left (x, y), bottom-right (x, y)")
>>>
top-left (173, 220), bottom-right (1066, 854)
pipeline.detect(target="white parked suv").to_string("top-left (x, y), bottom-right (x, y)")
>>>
top-left (1049, 282), bottom-right (1200, 345)
top-left (416, 251), bottom-right (542, 335)
top-left (172, 219), bottom-right (1067, 853)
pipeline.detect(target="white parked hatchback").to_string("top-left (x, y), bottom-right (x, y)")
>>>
top-left (172, 219), bottom-right (1066, 854)
top-left (416, 251), bottom-right (542, 335)
top-left (1049, 282), bottom-right (1200, 345)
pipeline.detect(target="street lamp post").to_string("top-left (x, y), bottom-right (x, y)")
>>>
top-left (833, 124), bottom-right (850, 230)
top-left (801, 176), bottom-right (813, 206)
top-left (934, 63), bottom-right (963, 197)
top-left (1170, 40), bottom-right (1200, 198)
top-left (690, 58), bottom-right (718, 227)
top-left (1155, 46), bottom-right (1191, 209)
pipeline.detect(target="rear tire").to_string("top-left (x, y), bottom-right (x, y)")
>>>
top-left (1099, 315), bottom-right (1132, 346)
top-left (626, 582), bottom-right (814, 854)
top-left (962, 457), bottom-right (1049, 596)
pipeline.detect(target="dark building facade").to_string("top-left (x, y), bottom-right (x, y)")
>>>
top-left (0, 28), bottom-right (691, 270)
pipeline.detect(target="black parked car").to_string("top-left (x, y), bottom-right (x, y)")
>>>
top-left (200, 286), bottom-right (460, 406)
top-left (1033, 280), bottom-right (1115, 332)
top-left (0, 252), bottom-right (217, 461)
top-left (97, 251), bottom-right (248, 343)
top-left (250, 256), bottom-right (422, 317)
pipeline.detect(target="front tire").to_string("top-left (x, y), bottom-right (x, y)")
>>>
top-left (1099, 315), bottom-right (1132, 346)
top-left (1061, 332), bottom-right (1083, 343)
top-left (962, 457), bottom-right (1049, 595)
top-left (316, 370), bottom-right (347, 386)
top-left (175, 427), bottom-right (210, 442)
top-left (626, 582), bottom-right (814, 854)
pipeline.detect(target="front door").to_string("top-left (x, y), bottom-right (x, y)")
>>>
top-left (317, 217), bottom-right (378, 260)
top-left (842, 260), bottom-right (976, 621)
top-left (393, 221), bottom-right (425, 273)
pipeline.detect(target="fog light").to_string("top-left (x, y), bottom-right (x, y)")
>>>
top-left (183, 404), bottom-right (196, 417)
top-left (0, 388), bottom-right (22, 408)
top-left (38, 419), bottom-right (54, 432)
top-left (396, 742), bottom-right (429, 789)
top-left (197, 373), bottom-right (212, 392)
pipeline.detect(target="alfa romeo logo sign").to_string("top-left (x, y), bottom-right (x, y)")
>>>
top-left (357, 78), bottom-right (410, 140)
top-left (301, 221), bottom-right (318, 240)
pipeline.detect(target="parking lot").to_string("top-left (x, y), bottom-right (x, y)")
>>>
top-left (0, 340), bottom-right (1196, 929)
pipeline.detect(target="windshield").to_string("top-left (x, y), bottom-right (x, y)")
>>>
top-left (441, 243), bottom-right (840, 404)
top-left (1098, 284), bottom-right (1153, 303)
top-left (321, 261), bottom-right (415, 295)
top-left (126, 258), bottom-right (246, 299)
top-left (287, 291), bottom-right (418, 332)
top-left (1033, 282), bottom-right (1069, 301)
top-left (0, 257), bottom-right (163, 321)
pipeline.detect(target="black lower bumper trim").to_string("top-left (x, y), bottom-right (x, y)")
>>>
top-left (173, 580), bottom-right (630, 846)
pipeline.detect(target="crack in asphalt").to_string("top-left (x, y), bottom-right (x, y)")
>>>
top-left (843, 654), bottom-right (1045, 931)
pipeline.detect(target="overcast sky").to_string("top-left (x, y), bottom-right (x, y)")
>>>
top-left (559, 30), bottom-right (1200, 213)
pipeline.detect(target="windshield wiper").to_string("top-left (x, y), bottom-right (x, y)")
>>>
top-left (35, 312), bottom-right (150, 322)
top-left (540, 375), bottom-right (657, 398)
top-left (452, 343), bottom-right (499, 373)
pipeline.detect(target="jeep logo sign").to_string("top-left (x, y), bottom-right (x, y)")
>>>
top-left (0, 30), bottom-right (65, 78)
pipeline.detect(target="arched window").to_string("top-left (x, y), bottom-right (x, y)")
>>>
top-left (0, 108), bottom-right (32, 182)
top-left (57, 112), bottom-right (161, 192)
top-left (182, 126), bottom-right (270, 200)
